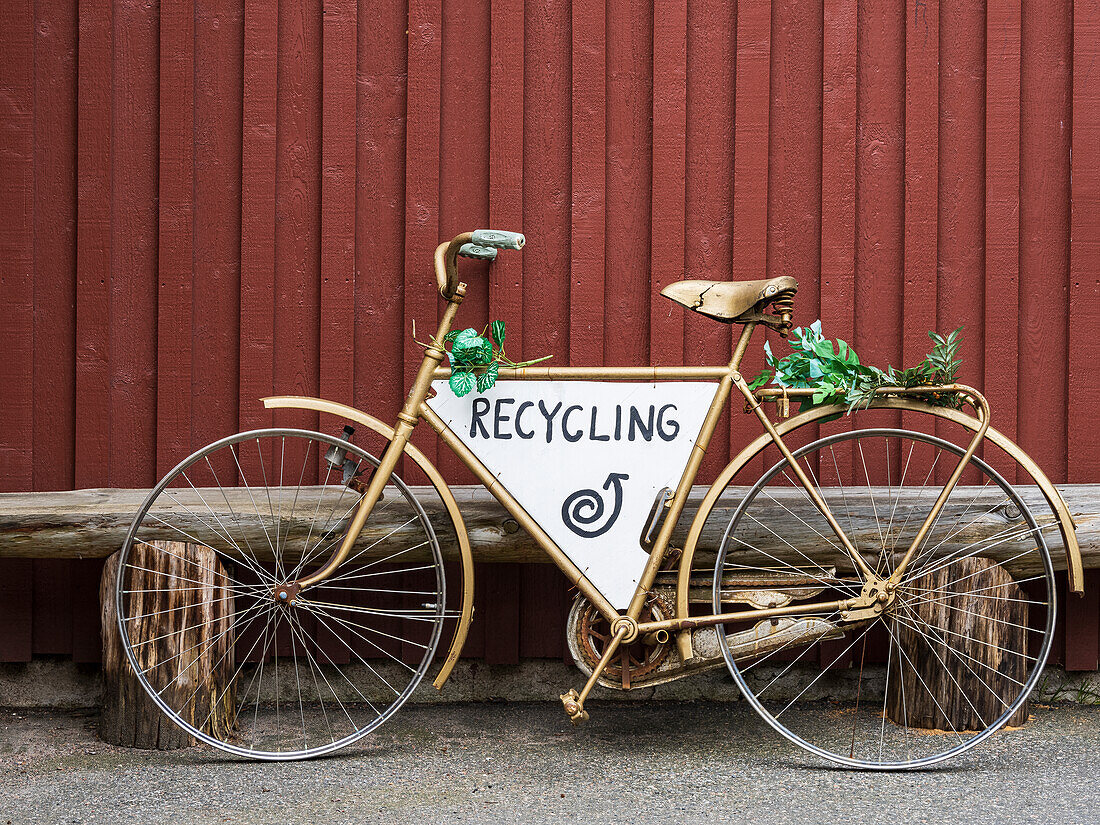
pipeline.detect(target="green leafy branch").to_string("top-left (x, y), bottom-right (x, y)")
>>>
top-left (416, 320), bottom-right (552, 397)
top-left (747, 320), bottom-right (964, 413)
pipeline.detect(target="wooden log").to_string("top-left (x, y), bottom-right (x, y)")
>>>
top-left (887, 556), bottom-right (1029, 731)
top-left (99, 541), bottom-right (235, 748)
top-left (0, 485), bottom-right (1095, 572)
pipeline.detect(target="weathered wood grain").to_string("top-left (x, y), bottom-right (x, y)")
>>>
top-left (0, 486), bottom-right (1094, 576)
top-left (100, 543), bottom-right (235, 748)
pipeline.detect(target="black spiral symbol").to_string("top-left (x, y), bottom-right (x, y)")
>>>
top-left (561, 473), bottom-right (629, 539)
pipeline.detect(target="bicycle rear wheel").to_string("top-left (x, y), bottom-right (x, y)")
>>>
top-left (712, 428), bottom-right (1056, 769)
top-left (117, 428), bottom-right (448, 760)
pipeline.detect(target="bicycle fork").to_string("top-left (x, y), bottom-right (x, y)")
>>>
top-left (283, 293), bottom-right (465, 597)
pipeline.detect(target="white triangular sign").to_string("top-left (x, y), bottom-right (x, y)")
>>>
top-left (426, 381), bottom-right (716, 608)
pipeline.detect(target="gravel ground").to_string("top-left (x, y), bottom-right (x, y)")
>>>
top-left (2, 702), bottom-right (1098, 824)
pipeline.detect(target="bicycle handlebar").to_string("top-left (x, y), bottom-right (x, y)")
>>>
top-left (434, 229), bottom-right (525, 300)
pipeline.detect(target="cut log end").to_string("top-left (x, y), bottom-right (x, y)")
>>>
top-left (887, 557), bottom-right (1030, 732)
top-left (100, 542), bottom-right (237, 749)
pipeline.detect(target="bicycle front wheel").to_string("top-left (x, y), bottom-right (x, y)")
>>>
top-left (117, 428), bottom-right (448, 760)
top-left (712, 428), bottom-right (1056, 769)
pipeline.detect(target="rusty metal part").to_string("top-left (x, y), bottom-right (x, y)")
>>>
top-left (274, 581), bottom-right (302, 606)
top-left (571, 594), bottom-right (673, 687)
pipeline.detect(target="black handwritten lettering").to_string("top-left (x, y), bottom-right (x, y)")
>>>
top-left (562, 405), bottom-right (584, 442)
top-left (628, 405), bottom-right (655, 441)
top-left (494, 398), bottom-right (515, 439)
top-left (470, 397), bottom-right (491, 438)
top-left (588, 407), bottom-right (610, 441)
top-left (538, 400), bottom-right (563, 442)
top-left (657, 404), bottom-right (680, 441)
top-left (515, 400), bottom-right (535, 439)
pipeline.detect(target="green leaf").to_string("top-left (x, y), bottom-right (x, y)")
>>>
top-left (452, 332), bottom-right (492, 365)
top-left (476, 362), bottom-right (499, 392)
top-left (747, 369), bottom-right (773, 391)
top-left (444, 330), bottom-right (462, 343)
top-left (449, 370), bottom-right (476, 397)
top-left (490, 320), bottom-right (506, 348)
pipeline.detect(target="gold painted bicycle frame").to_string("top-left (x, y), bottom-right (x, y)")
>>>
top-left (289, 233), bottom-right (1011, 652)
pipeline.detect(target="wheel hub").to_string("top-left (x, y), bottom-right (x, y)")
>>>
top-left (273, 581), bottom-right (302, 606)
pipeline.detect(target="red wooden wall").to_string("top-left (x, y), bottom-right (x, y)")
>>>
top-left (1, 0), bottom-right (1098, 669)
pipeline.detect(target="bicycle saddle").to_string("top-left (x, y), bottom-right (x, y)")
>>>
top-left (660, 276), bottom-right (798, 324)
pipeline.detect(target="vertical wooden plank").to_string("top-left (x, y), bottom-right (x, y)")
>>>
top-left (31, 560), bottom-right (73, 655)
top-left (819, 0), bottom-right (857, 486)
top-left (730, 0), bottom-right (770, 480)
top-left (109, 0), bottom-right (159, 489)
top-left (570, 0), bottom-right (606, 367)
top-left (194, 0), bottom-right (243, 452)
top-left (240, 0), bottom-right (278, 433)
top-left (938, 0), bottom-right (986, 484)
top-left (1066, 571), bottom-right (1100, 671)
top-left (1069, 0), bottom-right (1100, 485)
top-left (731, 0), bottom-right (770, 282)
top-left (1019, 0), bottom-right (1071, 483)
top-left (766, 0), bottom-right (822, 327)
top-left (320, 0), bottom-right (357, 416)
top-left (72, 0), bottom-right (113, 662)
top-left (0, 0), bottom-right (34, 662)
top-left (31, 0), bottom-right (78, 656)
top-left (521, 0), bottom-right (573, 657)
top-left (819, 0), bottom-right (861, 672)
top-left (490, 0), bottom-right (524, 349)
top-left (74, 0), bottom-right (112, 491)
top-left (436, 0), bottom-right (490, 489)
top-left (854, 0), bottom-right (905, 490)
top-left (353, 0), bottom-right (406, 432)
top-left (985, 0), bottom-right (1021, 482)
top-left (32, 0), bottom-right (78, 493)
top-left (274, 0), bottom-right (322, 437)
top-left (0, 0), bottom-right (35, 497)
top-left (1065, 0), bottom-right (1100, 669)
top-left (157, 0), bottom-right (195, 476)
top-left (649, 0), bottom-right (687, 367)
top-left (903, 0), bottom-right (938, 400)
top-left (316, 1), bottom-right (357, 682)
top-left (404, 0), bottom-right (442, 469)
top-left (485, 0), bottom-right (526, 665)
top-left (684, 0), bottom-right (735, 482)
top-left (765, 0), bottom-right (822, 472)
top-left (604, 0), bottom-right (651, 368)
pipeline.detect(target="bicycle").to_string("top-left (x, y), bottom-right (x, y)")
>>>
top-left (116, 229), bottom-right (1084, 768)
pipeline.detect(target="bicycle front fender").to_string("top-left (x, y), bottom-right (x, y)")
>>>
top-left (262, 395), bottom-right (475, 690)
top-left (673, 397), bottom-right (1084, 662)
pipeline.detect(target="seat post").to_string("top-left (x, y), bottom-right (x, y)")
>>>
top-left (730, 322), bottom-right (757, 372)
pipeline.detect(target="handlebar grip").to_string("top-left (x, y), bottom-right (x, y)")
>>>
top-left (457, 243), bottom-right (499, 261)
top-left (471, 229), bottom-right (525, 250)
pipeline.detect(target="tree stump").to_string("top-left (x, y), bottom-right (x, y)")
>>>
top-left (100, 541), bottom-right (237, 748)
top-left (887, 556), bottom-right (1029, 731)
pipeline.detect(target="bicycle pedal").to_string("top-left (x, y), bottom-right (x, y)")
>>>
top-left (559, 689), bottom-right (589, 726)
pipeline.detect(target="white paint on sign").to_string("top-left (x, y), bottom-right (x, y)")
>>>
top-left (426, 381), bottom-right (716, 608)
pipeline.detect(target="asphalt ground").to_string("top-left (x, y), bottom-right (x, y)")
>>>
top-left (2, 702), bottom-right (1098, 825)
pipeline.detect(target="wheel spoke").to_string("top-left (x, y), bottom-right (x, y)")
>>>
top-left (117, 429), bottom-right (446, 759)
top-left (714, 427), bottom-right (1055, 768)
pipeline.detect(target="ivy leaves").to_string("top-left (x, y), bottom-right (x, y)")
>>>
top-left (749, 320), bottom-right (963, 413)
top-left (436, 320), bottom-right (549, 397)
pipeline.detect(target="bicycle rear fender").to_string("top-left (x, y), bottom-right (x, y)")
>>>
top-left (262, 395), bottom-right (475, 690)
top-left (673, 397), bottom-right (1084, 662)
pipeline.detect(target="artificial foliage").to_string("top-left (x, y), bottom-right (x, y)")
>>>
top-left (428, 321), bottom-right (551, 397)
top-left (748, 320), bottom-right (963, 413)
